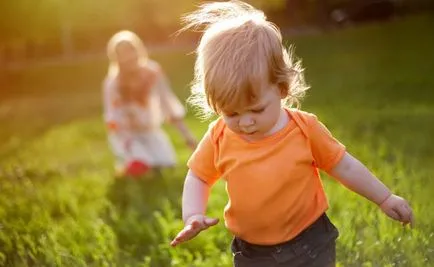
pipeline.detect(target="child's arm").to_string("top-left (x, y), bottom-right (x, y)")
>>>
top-left (154, 72), bottom-right (198, 149)
top-left (329, 152), bottom-right (414, 226)
top-left (170, 169), bottom-right (219, 247)
top-left (171, 119), bottom-right (198, 150)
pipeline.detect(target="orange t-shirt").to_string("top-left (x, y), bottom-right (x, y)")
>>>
top-left (187, 109), bottom-right (346, 245)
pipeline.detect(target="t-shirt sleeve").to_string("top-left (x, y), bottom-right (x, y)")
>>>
top-left (187, 125), bottom-right (221, 186)
top-left (307, 115), bottom-right (346, 171)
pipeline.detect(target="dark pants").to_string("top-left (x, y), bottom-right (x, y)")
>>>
top-left (231, 213), bottom-right (339, 267)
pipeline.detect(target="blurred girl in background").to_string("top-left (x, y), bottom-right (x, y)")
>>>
top-left (103, 30), bottom-right (197, 177)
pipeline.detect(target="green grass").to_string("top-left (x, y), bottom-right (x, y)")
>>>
top-left (0, 15), bottom-right (433, 266)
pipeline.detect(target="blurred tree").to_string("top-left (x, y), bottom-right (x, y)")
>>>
top-left (1, 0), bottom-right (432, 42)
top-left (0, 0), bottom-right (292, 41)
top-left (1, 0), bottom-right (431, 61)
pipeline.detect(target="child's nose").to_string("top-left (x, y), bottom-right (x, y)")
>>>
top-left (238, 115), bottom-right (255, 127)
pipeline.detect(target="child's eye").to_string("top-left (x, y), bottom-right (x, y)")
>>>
top-left (251, 108), bottom-right (265, 113)
top-left (221, 110), bottom-right (238, 117)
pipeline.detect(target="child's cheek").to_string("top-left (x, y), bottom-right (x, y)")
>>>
top-left (226, 118), bottom-right (238, 132)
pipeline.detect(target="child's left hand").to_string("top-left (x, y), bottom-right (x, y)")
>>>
top-left (379, 194), bottom-right (414, 227)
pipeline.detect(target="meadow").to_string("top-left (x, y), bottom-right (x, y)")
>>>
top-left (0, 14), bottom-right (433, 266)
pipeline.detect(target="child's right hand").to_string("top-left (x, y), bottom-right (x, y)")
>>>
top-left (170, 214), bottom-right (219, 247)
top-left (379, 194), bottom-right (414, 227)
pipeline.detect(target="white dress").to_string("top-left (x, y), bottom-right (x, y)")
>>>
top-left (102, 61), bottom-right (185, 169)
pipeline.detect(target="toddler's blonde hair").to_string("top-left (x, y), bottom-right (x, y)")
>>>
top-left (106, 30), bottom-right (148, 77)
top-left (182, 0), bottom-right (308, 118)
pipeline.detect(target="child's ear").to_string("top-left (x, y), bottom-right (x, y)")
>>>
top-left (278, 83), bottom-right (289, 99)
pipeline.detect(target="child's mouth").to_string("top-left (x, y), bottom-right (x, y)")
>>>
top-left (244, 131), bottom-right (258, 135)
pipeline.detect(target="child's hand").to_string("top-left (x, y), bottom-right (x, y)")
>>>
top-left (170, 214), bottom-right (219, 247)
top-left (379, 194), bottom-right (414, 227)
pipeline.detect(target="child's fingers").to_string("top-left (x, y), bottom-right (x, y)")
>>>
top-left (385, 208), bottom-right (401, 221)
top-left (170, 221), bottom-right (202, 247)
top-left (394, 204), bottom-right (412, 224)
top-left (404, 205), bottom-right (415, 228)
top-left (409, 210), bottom-right (415, 228)
top-left (174, 225), bottom-right (197, 243)
top-left (170, 228), bottom-right (195, 247)
top-left (170, 238), bottom-right (181, 247)
top-left (204, 217), bottom-right (219, 228)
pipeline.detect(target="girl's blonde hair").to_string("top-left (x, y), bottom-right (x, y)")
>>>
top-left (181, 0), bottom-right (308, 118)
top-left (106, 30), bottom-right (148, 77)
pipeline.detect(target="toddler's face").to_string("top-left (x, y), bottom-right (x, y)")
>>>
top-left (221, 85), bottom-right (283, 141)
